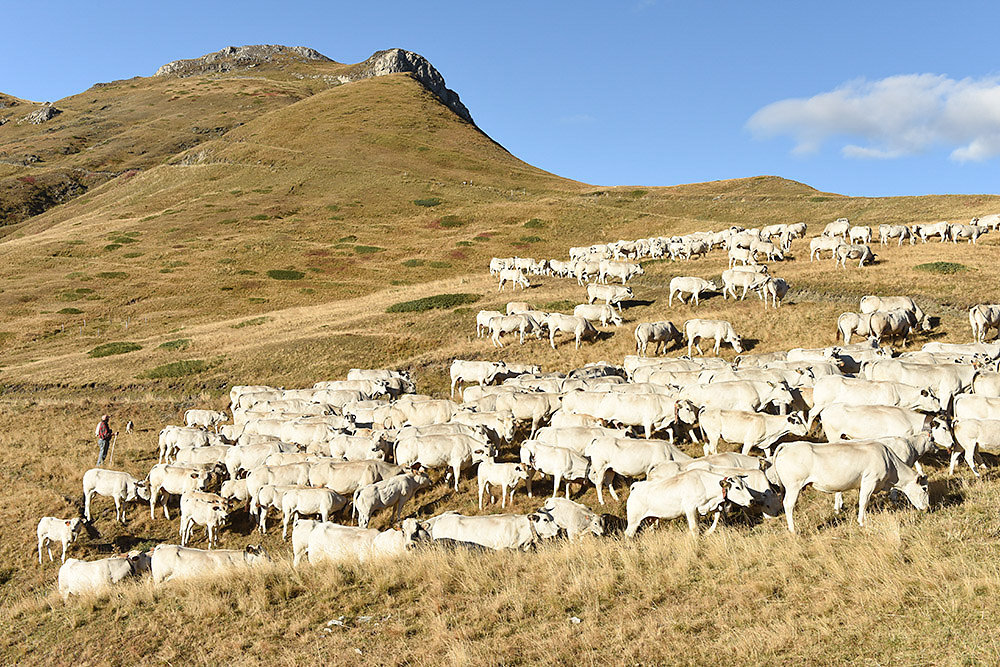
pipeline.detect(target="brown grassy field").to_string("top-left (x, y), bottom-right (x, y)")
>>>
top-left (3, 47), bottom-right (1000, 664)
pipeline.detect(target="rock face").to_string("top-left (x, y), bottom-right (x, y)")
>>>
top-left (155, 45), bottom-right (333, 77)
top-left (22, 105), bottom-right (61, 124)
top-left (346, 49), bottom-right (473, 125)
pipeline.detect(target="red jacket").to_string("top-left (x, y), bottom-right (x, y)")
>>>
top-left (96, 421), bottom-right (112, 440)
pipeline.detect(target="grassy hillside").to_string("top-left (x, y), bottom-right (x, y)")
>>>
top-left (3, 45), bottom-right (1000, 664)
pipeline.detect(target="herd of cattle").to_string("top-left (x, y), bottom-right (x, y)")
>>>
top-left (41, 214), bottom-right (1000, 602)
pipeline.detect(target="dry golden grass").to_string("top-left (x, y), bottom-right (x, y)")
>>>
top-left (4, 50), bottom-right (1000, 664)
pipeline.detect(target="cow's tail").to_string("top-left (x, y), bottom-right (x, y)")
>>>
top-left (352, 488), bottom-right (361, 520)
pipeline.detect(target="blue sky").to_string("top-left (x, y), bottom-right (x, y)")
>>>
top-left (2, 1), bottom-right (997, 196)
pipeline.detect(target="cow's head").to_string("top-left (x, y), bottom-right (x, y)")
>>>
top-left (929, 417), bottom-right (955, 449)
top-left (131, 480), bottom-right (151, 502)
top-left (244, 545), bottom-right (270, 563)
top-left (730, 335), bottom-right (745, 354)
top-left (720, 476), bottom-right (754, 508)
top-left (527, 510), bottom-right (561, 541)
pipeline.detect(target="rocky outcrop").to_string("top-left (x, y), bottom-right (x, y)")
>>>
top-left (22, 104), bottom-right (61, 124)
top-left (155, 45), bottom-right (333, 77)
top-left (344, 48), bottom-right (473, 125)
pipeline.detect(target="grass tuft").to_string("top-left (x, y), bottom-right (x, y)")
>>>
top-left (231, 317), bottom-right (270, 329)
top-left (413, 198), bottom-right (442, 207)
top-left (57, 307), bottom-right (83, 315)
top-left (158, 338), bottom-right (191, 351)
top-left (354, 245), bottom-right (384, 254)
top-left (88, 341), bottom-right (142, 358)
top-left (386, 293), bottom-right (480, 313)
top-left (915, 261), bottom-right (967, 274)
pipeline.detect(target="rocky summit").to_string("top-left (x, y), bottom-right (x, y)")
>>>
top-left (154, 44), bottom-right (334, 77)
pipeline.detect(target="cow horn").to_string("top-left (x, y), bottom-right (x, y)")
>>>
top-left (719, 477), bottom-right (731, 489)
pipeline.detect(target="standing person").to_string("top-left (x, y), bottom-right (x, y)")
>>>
top-left (95, 415), bottom-right (115, 466)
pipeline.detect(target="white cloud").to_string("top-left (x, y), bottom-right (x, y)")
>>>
top-left (747, 73), bottom-right (1000, 162)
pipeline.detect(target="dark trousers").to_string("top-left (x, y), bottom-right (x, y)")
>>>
top-left (97, 438), bottom-right (111, 466)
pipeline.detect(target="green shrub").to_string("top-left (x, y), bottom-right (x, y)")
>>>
top-left (104, 244), bottom-right (122, 251)
top-left (158, 338), bottom-right (191, 351)
top-left (249, 214), bottom-right (269, 221)
top-left (238, 269), bottom-right (257, 275)
top-left (354, 245), bottom-right (384, 254)
top-left (338, 235), bottom-right (357, 242)
top-left (474, 235), bottom-right (491, 241)
top-left (523, 219), bottom-right (546, 228)
top-left (915, 262), bottom-right (967, 274)
top-left (231, 316), bottom-right (269, 329)
top-left (219, 218), bottom-right (238, 224)
top-left (143, 359), bottom-right (207, 378)
top-left (439, 215), bottom-right (465, 228)
top-left (267, 269), bottom-right (305, 280)
top-left (386, 293), bottom-right (480, 313)
top-left (630, 189), bottom-right (648, 199)
top-left (810, 196), bottom-right (833, 202)
top-left (413, 198), bottom-right (442, 207)
top-left (88, 341), bottom-right (142, 358)
top-left (456, 241), bottom-right (473, 247)
top-left (96, 272), bottom-right (128, 279)
top-left (248, 297), bottom-right (268, 304)
top-left (109, 236), bottom-right (138, 244)
top-left (57, 307), bottom-right (83, 315)
top-left (402, 259), bottom-right (425, 267)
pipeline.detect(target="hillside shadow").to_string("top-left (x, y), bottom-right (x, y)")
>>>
top-left (621, 299), bottom-right (656, 309)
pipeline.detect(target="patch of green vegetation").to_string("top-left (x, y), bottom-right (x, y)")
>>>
top-left (248, 297), bottom-right (268, 304)
top-left (267, 269), bottom-right (305, 280)
top-left (57, 307), bottom-right (83, 315)
top-left (219, 218), bottom-right (238, 225)
top-left (158, 338), bottom-right (191, 351)
top-left (249, 214), bottom-right (269, 221)
top-left (915, 261), bottom-right (967, 274)
top-left (220, 286), bottom-right (234, 291)
top-left (88, 341), bottom-right (142, 358)
top-left (541, 300), bottom-right (576, 312)
top-left (386, 293), bottom-right (480, 313)
top-left (390, 280), bottom-right (410, 286)
top-left (523, 219), bottom-right (546, 229)
top-left (630, 189), bottom-right (648, 199)
top-left (104, 244), bottom-right (122, 251)
top-left (96, 272), bottom-right (128, 279)
top-left (237, 269), bottom-right (257, 275)
top-left (338, 235), bottom-right (358, 243)
top-left (143, 359), bottom-right (208, 379)
top-left (76, 288), bottom-right (94, 294)
top-left (326, 204), bottom-right (341, 212)
top-left (439, 215), bottom-right (465, 228)
top-left (810, 196), bottom-right (833, 202)
top-left (474, 235), bottom-right (491, 242)
top-left (402, 259), bottom-right (426, 267)
top-left (413, 198), bottom-right (442, 208)
top-left (231, 316), bottom-right (270, 329)
top-left (519, 236), bottom-right (543, 243)
top-left (354, 245), bottom-right (384, 254)
top-left (300, 288), bottom-right (315, 295)
top-left (456, 241), bottom-right (473, 247)
top-left (429, 261), bottom-right (452, 269)
top-left (109, 236), bottom-right (138, 244)
top-left (159, 268), bottom-right (174, 274)
top-left (416, 146), bottom-right (430, 152)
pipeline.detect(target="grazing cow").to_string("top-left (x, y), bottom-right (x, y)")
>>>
top-left (450, 360), bottom-right (507, 398)
top-left (878, 224), bottom-right (915, 245)
top-left (771, 441), bottom-right (928, 533)
top-left (308, 460), bottom-right (406, 498)
top-left (584, 437), bottom-right (680, 504)
top-left (224, 441), bottom-right (296, 478)
top-left (864, 358), bottom-right (974, 410)
top-left (497, 268), bottom-right (530, 291)
top-left (860, 296), bottom-right (930, 332)
top-left (519, 440), bottom-right (591, 499)
top-left (422, 511), bottom-right (561, 550)
top-left (280, 486), bottom-right (349, 538)
top-left (148, 464), bottom-right (211, 520)
top-left (809, 235), bottom-right (842, 260)
top-left (151, 544), bottom-right (268, 584)
top-left (533, 425), bottom-right (630, 457)
top-left (184, 409), bottom-right (228, 430)
top-left (634, 321), bottom-right (682, 356)
top-left (306, 521), bottom-right (423, 563)
top-left (749, 239), bottom-right (784, 262)
top-left (848, 226), bottom-right (872, 244)
top-left (913, 221), bottom-right (950, 242)
top-left (58, 551), bottom-right (151, 600)
top-left (721, 268), bottom-right (768, 301)
top-left (493, 391), bottom-right (562, 437)
top-left (291, 518), bottom-right (320, 566)
top-left (541, 497), bottom-right (604, 540)
top-left (755, 276), bottom-right (790, 309)
top-left (814, 404), bottom-right (954, 451)
top-left (625, 470), bottom-right (754, 536)
top-left (698, 409), bottom-right (808, 456)
top-left (477, 459), bottom-right (529, 509)
top-left (950, 223), bottom-right (988, 244)
top-left (353, 469), bottom-right (431, 529)
top-left (868, 309), bottom-right (919, 346)
top-left (823, 219), bottom-right (850, 237)
top-left (834, 243), bottom-right (876, 268)
top-left (506, 301), bottom-right (531, 315)
top-left (394, 434), bottom-right (491, 490)
top-left (684, 319), bottom-right (744, 356)
top-left (83, 469), bottom-right (150, 523)
top-left (544, 313), bottom-right (598, 350)
top-left (837, 312), bottom-right (874, 345)
top-left (586, 283), bottom-right (633, 311)
top-left (679, 380), bottom-right (795, 414)
top-left (573, 303), bottom-right (623, 326)
top-left (476, 310), bottom-right (503, 338)
top-left (970, 304), bottom-right (1000, 343)
top-left (384, 397), bottom-right (461, 428)
top-left (808, 376), bottom-right (940, 428)
top-left (37, 517), bottom-right (83, 564)
top-left (668, 277), bottom-right (718, 307)
top-left (488, 314), bottom-right (538, 348)
top-left (950, 419), bottom-right (1000, 476)
top-left (727, 248), bottom-right (757, 267)
top-left (598, 259), bottom-right (644, 285)
top-left (179, 491), bottom-right (229, 548)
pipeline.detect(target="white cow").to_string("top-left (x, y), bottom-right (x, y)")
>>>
top-left (450, 360), bottom-right (507, 398)
top-left (421, 511), bottom-right (561, 550)
top-left (878, 224), bottom-right (914, 246)
top-left (599, 259), bottom-right (643, 285)
top-left (58, 551), bottom-right (151, 600)
top-left (721, 268), bottom-right (768, 301)
top-left (545, 313), bottom-right (598, 349)
top-left (685, 319), bottom-right (744, 356)
top-left (573, 303), bottom-right (623, 326)
top-left (519, 440), bottom-right (591, 499)
top-left (669, 277), bottom-right (718, 307)
top-left (352, 470), bottom-right (432, 528)
top-left (834, 243), bottom-right (876, 268)
top-left (83, 469), bottom-right (150, 522)
top-left (179, 491), bottom-right (229, 548)
top-left (584, 437), bottom-right (680, 505)
top-left (970, 304), bottom-right (1000, 343)
top-left (477, 459), bottom-right (529, 509)
top-left (151, 544), bottom-right (269, 584)
top-left (950, 419), bottom-right (1000, 476)
top-left (809, 235), bottom-right (842, 260)
top-left (541, 497), bottom-right (604, 540)
top-left (634, 321), bottom-right (682, 356)
top-left (698, 409), bottom-right (808, 456)
top-left (306, 521), bottom-right (422, 563)
top-left (679, 380), bottom-right (795, 414)
top-left (771, 441), bottom-right (928, 533)
top-left (808, 376), bottom-right (940, 428)
top-left (497, 268), bottom-right (530, 291)
top-left (950, 223), bottom-right (988, 244)
top-left (586, 283), bottom-right (633, 311)
top-left (625, 470), bottom-right (754, 536)
top-left (848, 226), bottom-right (872, 244)
top-left (860, 296), bottom-right (930, 332)
top-left (281, 486), bottom-right (349, 538)
top-left (184, 409), bottom-right (228, 430)
top-left (394, 434), bottom-right (491, 490)
top-left (489, 314), bottom-right (539, 348)
top-left (37, 517), bottom-right (83, 563)
top-left (476, 310), bottom-right (503, 338)
top-left (148, 464), bottom-right (212, 520)
top-left (913, 221), bottom-right (950, 242)
top-left (814, 404), bottom-right (953, 451)
top-left (822, 219), bottom-right (850, 237)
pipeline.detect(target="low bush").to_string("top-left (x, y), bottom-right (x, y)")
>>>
top-left (523, 218), bottom-right (546, 228)
top-left (88, 341), bottom-right (142, 358)
top-left (439, 215), bottom-right (465, 228)
top-left (402, 259), bottom-right (425, 267)
top-left (267, 269), bottom-right (305, 280)
top-left (354, 245), bottom-right (384, 254)
top-left (249, 214), bottom-right (269, 221)
top-left (57, 307), bottom-right (83, 315)
top-left (104, 244), bottom-right (122, 251)
top-left (231, 317), bottom-right (269, 329)
top-left (413, 198), bottom-right (442, 207)
top-left (386, 293), bottom-right (480, 313)
top-left (143, 359), bottom-right (207, 378)
top-left (915, 262), bottom-right (967, 274)
top-left (158, 338), bottom-right (191, 351)
top-left (338, 235), bottom-right (357, 242)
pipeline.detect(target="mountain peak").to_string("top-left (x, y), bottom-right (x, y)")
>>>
top-left (154, 44), bottom-right (334, 77)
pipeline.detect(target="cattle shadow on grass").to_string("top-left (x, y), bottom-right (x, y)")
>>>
top-left (620, 299), bottom-right (655, 309)
top-left (739, 338), bottom-right (760, 353)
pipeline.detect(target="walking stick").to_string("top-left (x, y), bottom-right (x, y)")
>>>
top-left (108, 433), bottom-right (118, 465)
